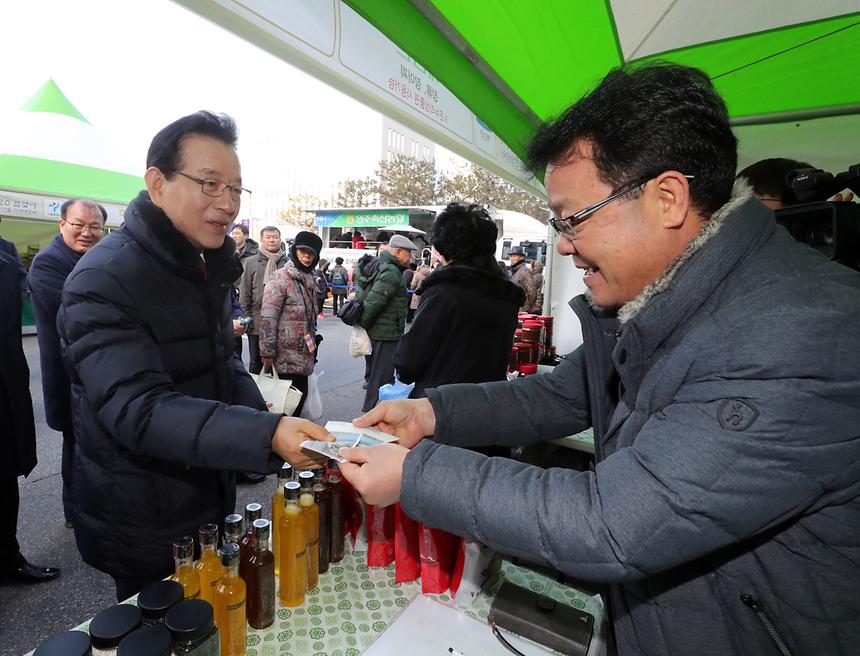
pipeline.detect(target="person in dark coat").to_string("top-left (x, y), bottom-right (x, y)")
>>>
top-left (57, 111), bottom-right (332, 601)
top-left (393, 204), bottom-right (524, 400)
top-left (229, 222), bottom-right (257, 358)
top-left (27, 198), bottom-right (107, 527)
top-left (0, 247), bottom-right (60, 584)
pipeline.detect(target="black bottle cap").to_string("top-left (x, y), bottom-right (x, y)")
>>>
top-left (34, 630), bottom-right (91, 656)
top-left (253, 518), bottom-right (271, 542)
top-left (245, 502), bottom-right (263, 524)
top-left (89, 603), bottom-right (142, 648)
top-left (137, 580), bottom-right (184, 621)
top-left (313, 469), bottom-right (325, 481)
top-left (219, 541), bottom-right (241, 567)
top-left (117, 625), bottom-right (172, 656)
top-left (165, 599), bottom-right (215, 644)
top-left (285, 480), bottom-right (301, 500)
top-left (278, 463), bottom-right (294, 480)
top-left (299, 470), bottom-right (314, 489)
top-left (224, 513), bottom-right (243, 542)
top-left (328, 459), bottom-right (341, 471)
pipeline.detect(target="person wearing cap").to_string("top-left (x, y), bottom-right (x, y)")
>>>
top-left (508, 245), bottom-right (540, 312)
top-left (355, 234), bottom-right (415, 411)
top-left (259, 231), bottom-right (324, 416)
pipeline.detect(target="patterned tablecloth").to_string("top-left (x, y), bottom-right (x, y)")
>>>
top-left (33, 549), bottom-right (604, 656)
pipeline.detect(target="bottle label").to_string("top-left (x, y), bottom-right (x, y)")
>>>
top-left (296, 549), bottom-right (306, 559)
top-left (228, 600), bottom-right (246, 612)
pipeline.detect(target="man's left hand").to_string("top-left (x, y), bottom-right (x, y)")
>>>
top-left (339, 444), bottom-right (409, 507)
top-left (232, 319), bottom-right (246, 336)
top-left (272, 417), bottom-right (335, 469)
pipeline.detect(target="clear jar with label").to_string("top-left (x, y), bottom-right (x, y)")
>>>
top-left (89, 604), bottom-right (142, 656)
top-left (165, 599), bottom-right (220, 656)
top-left (34, 630), bottom-right (92, 656)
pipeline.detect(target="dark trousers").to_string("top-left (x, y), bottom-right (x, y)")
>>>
top-left (234, 335), bottom-right (243, 359)
top-left (61, 429), bottom-right (75, 522)
top-left (364, 355), bottom-right (372, 383)
top-left (362, 340), bottom-right (398, 412)
top-left (331, 294), bottom-right (344, 315)
top-left (289, 374), bottom-right (309, 417)
top-left (248, 334), bottom-right (262, 374)
top-left (0, 477), bottom-right (21, 563)
top-left (114, 570), bottom-right (169, 602)
top-left (317, 297), bottom-right (325, 315)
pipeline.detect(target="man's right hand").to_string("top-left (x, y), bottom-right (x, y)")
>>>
top-left (272, 416), bottom-right (334, 469)
top-left (352, 398), bottom-right (436, 449)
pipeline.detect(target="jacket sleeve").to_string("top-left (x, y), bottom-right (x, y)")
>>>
top-left (239, 259), bottom-right (254, 317)
top-left (393, 286), bottom-right (448, 384)
top-left (259, 269), bottom-right (289, 360)
top-left (424, 347), bottom-right (592, 448)
top-left (61, 267), bottom-right (282, 473)
top-left (358, 267), bottom-right (395, 331)
top-left (404, 322), bottom-right (860, 583)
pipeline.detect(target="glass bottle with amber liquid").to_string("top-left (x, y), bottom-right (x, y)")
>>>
top-left (271, 463), bottom-right (293, 578)
top-left (298, 471), bottom-right (320, 591)
top-left (224, 513), bottom-right (243, 546)
top-left (327, 461), bottom-right (346, 563)
top-left (246, 519), bottom-right (275, 629)
top-left (170, 536), bottom-right (200, 600)
top-left (239, 503), bottom-right (262, 581)
top-left (194, 523), bottom-right (222, 606)
top-left (278, 481), bottom-right (306, 607)
top-left (313, 469), bottom-right (331, 574)
top-left (214, 542), bottom-right (246, 656)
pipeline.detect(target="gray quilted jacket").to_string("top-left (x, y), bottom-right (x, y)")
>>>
top-left (402, 187), bottom-right (860, 656)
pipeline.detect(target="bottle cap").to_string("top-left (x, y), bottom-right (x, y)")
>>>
top-left (33, 631), bottom-right (91, 656)
top-left (199, 523), bottom-right (218, 546)
top-left (224, 514), bottom-right (243, 542)
top-left (278, 463), bottom-right (294, 481)
top-left (219, 541), bottom-right (241, 567)
top-left (165, 599), bottom-right (214, 644)
top-left (89, 604), bottom-right (142, 648)
top-left (173, 536), bottom-right (193, 560)
top-left (245, 502), bottom-right (263, 524)
top-left (137, 580), bottom-right (184, 622)
top-left (252, 518), bottom-right (270, 542)
top-left (298, 470), bottom-right (315, 489)
top-left (313, 469), bottom-right (325, 481)
top-left (285, 480), bottom-right (301, 500)
top-left (328, 459), bottom-right (341, 472)
top-left (117, 625), bottom-right (172, 656)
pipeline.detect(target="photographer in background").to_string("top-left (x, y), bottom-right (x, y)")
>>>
top-left (738, 157), bottom-right (855, 208)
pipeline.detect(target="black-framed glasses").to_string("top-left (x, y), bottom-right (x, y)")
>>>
top-left (175, 171), bottom-right (251, 202)
top-left (549, 174), bottom-right (695, 236)
top-left (63, 221), bottom-right (106, 235)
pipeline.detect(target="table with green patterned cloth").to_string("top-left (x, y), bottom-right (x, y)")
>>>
top-left (26, 549), bottom-right (605, 656)
top-left (551, 427), bottom-right (595, 454)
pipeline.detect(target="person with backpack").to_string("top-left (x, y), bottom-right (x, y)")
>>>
top-left (329, 256), bottom-right (350, 315)
top-left (313, 259), bottom-right (330, 318)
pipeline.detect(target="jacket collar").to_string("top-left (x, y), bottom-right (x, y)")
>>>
top-left (421, 262), bottom-right (525, 306)
top-left (380, 249), bottom-right (406, 271)
top-left (122, 190), bottom-right (242, 285)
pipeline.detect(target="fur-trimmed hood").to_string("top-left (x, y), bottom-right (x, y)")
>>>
top-left (617, 180), bottom-right (754, 323)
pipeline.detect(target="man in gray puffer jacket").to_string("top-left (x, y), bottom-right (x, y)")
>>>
top-left (338, 63), bottom-right (860, 656)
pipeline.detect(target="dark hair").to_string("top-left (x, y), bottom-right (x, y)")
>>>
top-left (335, 257), bottom-right (344, 265)
top-left (736, 158), bottom-right (813, 206)
top-left (430, 204), bottom-right (497, 262)
top-left (260, 226), bottom-right (281, 237)
top-left (60, 198), bottom-right (107, 222)
top-left (146, 111), bottom-right (238, 178)
top-left (230, 222), bottom-right (249, 236)
top-left (526, 62), bottom-right (737, 217)
top-left (377, 231), bottom-right (391, 244)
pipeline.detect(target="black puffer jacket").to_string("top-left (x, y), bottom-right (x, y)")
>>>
top-left (393, 257), bottom-right (524, 398)
top-left (58, 191), bottom-right (282, 579)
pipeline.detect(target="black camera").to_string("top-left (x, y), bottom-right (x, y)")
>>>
top-left (775, 164), bottom-right (860, 270)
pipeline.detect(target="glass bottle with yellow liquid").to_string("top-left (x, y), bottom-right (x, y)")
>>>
top-left (278, 481), bottom-right (306, 607)
top-left (195, 523), bottom-right (223, 606)
top-left (298, 470), bottom-right (320, 591)
top-left (170, 536), bottom-right (200, 600)
top-left (213, 542), bottom-right (246, 656)
top-left (271, 463), bottom-right (293, 578)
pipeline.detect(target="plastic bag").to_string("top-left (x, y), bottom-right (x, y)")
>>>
top-left (378, 374), bottom-right (415, 401)
top-left (394, 503), bottom-right (421, 583)
top-left (366, 504), bottom-right (396, 567)
top-left (300, 371), bottom-right (323, 422)
top-left (418, 525), bottom-right (460, 594)
top-left (449, 541), bottom-right (500, 606)
top-left (349, 325), bottom-right (373, 358)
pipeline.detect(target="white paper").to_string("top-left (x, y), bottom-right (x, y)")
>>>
top-left (325, 420), bottom-right (399, 445)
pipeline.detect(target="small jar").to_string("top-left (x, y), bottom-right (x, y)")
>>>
top-left (508, 346), bottom-right (519, 371)
top-left (537, 316), bottom-right (554, 348)
top-left (514, 342), bottom-right (538, 365)
top-left (138, 580), bottom-right (184, 626)
top-left (89, 604), bottom-right (142, 656)
top-left (166, 599), bottom-right (220, 656)
top-left (521, 320), bottom-right (544, 344)
top-left (34, 630), bottom-right (92, 656)
top-left (518, 363), bottom-right (538, 376)
top-left (117, 625), bottom-right (172, 656)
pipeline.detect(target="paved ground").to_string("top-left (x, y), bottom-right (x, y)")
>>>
top-left (1, 314), bottom-right (367, 655)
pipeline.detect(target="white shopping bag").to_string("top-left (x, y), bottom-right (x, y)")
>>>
top-left (300, 371), bottom-right (324, 423)
top-left (349, 325), bottom-right (373, 357)
top-left (251, 369), bottom-right (302, 416)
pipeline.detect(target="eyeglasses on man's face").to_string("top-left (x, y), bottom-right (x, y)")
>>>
top-left (175, 171), bottom-right (252, 202)
top-left (549, 174), bottom-right (695, 236)
top-left (63, 221), bottom-right (106, 235)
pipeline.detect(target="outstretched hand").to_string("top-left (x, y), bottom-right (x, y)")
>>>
top-left (352, 398), bottom-right (436, 449)
top-left (339, 443), bottom-right (409, 507)
top-left (272, 416), bottom-right (334, 469)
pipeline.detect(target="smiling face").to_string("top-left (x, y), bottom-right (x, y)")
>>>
top-left (547, 141), bottom-right (703, 308)
top-left (145, 134), bottom-right (241, 251)
top-left (230, 226), bottom-right (247, 249)
top-left (59, 200), bottom-right (104, 253)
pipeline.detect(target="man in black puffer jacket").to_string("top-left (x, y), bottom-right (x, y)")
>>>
top-left (58, 111), bottom-right (331, 601)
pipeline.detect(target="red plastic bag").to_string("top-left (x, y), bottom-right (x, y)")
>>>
top-left (366, 504), bottom-right (395, 567)
top-left (418, 525), bottom-right (461, 594)
top-left (394, 503), bottom-right (420, 583)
